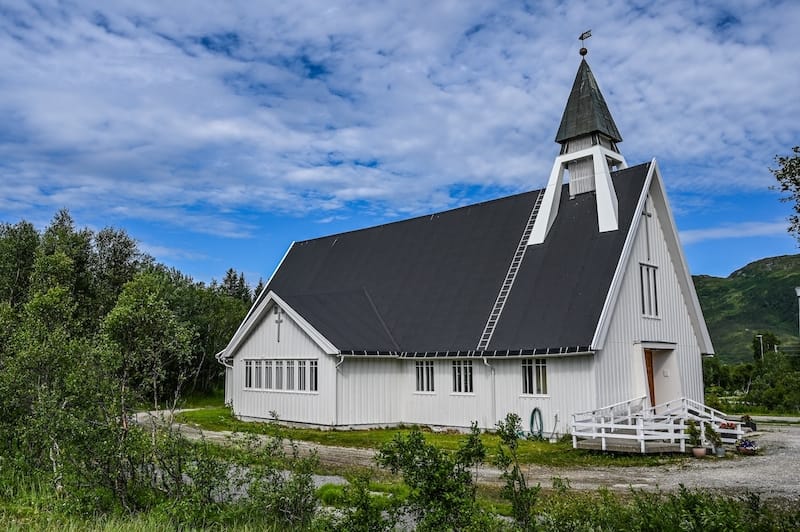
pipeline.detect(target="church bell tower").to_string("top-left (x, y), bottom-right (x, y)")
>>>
top-left (528, 44), bottom-right (627, 245)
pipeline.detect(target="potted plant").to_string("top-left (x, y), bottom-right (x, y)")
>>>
top-left (706, 423), bottom-right (725, 457)
top-left (740, 414), bottom-right (757, 431)
top-left (735, 438), bottom-right (759, 455)
top-left (686, 419), bottom-right (706, 457)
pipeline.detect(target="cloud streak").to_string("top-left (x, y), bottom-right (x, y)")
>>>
top-left (680, 221), bottom-right (789, 245)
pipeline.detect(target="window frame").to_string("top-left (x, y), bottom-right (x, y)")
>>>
top-left (244, 359), bottom-right (253, 389)
top-left (451, 360), bottom-right (473, 394)
top-left (415, 360), bottom-right (435, 393)
top-left (639, 263), bottom-right (659, 318)
top-left (242, 358), bottom-right (320, 394)
top-left (521, 358), bottom-right (548, 396)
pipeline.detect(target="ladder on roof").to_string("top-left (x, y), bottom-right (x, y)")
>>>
top-left (476, 191), bottom-right (544, 351)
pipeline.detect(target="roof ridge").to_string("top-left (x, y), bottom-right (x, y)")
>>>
top-left (296, 163), bottom-right (651, 245)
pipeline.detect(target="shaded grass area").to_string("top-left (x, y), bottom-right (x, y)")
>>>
top-left (179, 388), bottom-right (225, 409)
top-left (177, 406), bottom-right (685, 467)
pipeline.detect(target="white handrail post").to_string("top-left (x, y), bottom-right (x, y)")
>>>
top-left (637, 416), bottom-right (645, 453)
top-left (572, 414), bottom-right (577, 449)
top-left (601, 418), bottom-right (606, 451)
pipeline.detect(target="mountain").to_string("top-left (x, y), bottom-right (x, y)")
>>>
top-left (693, 254), bottom-right (800, 363)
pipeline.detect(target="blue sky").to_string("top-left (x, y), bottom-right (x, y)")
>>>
top-left (1, 0), bottom-right (798, 285)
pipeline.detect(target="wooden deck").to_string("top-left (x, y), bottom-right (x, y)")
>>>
top-left (575, 437), bottom-right (684, 454)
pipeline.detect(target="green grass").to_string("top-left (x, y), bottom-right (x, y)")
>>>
top-left (176, 406), bottom-right (685, 467)
top-left (178, 389), bottom-right (225, 409)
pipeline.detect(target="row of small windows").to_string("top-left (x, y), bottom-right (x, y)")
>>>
top-left (415, 360), bottom-right (547, 395)
top-left (244, 359), bottom-right (318, 392)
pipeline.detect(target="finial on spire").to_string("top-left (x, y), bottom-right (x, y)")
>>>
top-left (579, 29), bottom-right (591, 56)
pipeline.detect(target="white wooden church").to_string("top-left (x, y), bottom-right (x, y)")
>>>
top-left (218, 51), bottom-right (719, 443)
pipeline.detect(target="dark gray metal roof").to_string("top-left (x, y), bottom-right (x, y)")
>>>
top-left (555, 59), bottom-right (622, 144)
top-left (266, 163), bottom-right (650, 353)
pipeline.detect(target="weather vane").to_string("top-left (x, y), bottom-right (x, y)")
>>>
top-left (579, 29), bottom-right (591, 56)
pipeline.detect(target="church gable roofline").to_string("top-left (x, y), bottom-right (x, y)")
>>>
top-left (222, 290), bottom-right (339, 359)
top-left (590, 159), bottom-right (714, 354)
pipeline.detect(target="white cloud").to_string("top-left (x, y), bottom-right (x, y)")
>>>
top-left (1, 0), bottom-right (799, 235)
top-left (138, 242), bottom-right (207, 262)
top-left (680, 221), bottom-right (789, 245)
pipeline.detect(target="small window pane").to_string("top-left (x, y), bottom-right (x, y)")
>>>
top-left (245, 360), bottom-right (253, 389)
top-left (286, 361), bottom-right (295, 390)
top-left (298, 360), bottom-right (306, 391)
top-left (310, 360), bottom-right (318, 391)
top-left (254, 360), bottom-right (262, 388)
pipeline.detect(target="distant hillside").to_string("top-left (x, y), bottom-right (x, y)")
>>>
top-left (693, 254), bottom-right (800, 363)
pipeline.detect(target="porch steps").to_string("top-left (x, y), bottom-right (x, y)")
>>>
top-left (571, 396), bottom-right (745, 454)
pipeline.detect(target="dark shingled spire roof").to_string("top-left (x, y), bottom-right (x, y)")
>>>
top-left (555, 58), bottom-right (622, 144)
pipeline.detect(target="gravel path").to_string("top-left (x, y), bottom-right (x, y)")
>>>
top-left (137, 411), bottom-right (800, 501)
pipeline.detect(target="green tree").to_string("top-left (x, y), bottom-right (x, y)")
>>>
top-left (30, 210), bottom-right (95, 327)
top-left (771, 146), bottom-right (800, 243)
top-left (90, 227), bottom-right (151, 319)
top-left (0, 220), bottom-right (39, 307)
top-left (746, 350), bottom-right (800, 411)
top-left (495, 413), bottom-right (540, 528)
top-left (103, 271), bottom-right (194, 410)
top-left (376, 424), bottom-right (492, 531)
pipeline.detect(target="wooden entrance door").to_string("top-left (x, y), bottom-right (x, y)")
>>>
top-left (644, 349), bottom-right (656, 406)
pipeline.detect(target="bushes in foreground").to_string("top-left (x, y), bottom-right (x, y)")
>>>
top-left (3, 416), bottom-right (799, 530)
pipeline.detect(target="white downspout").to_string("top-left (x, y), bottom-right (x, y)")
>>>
top-left (334, 355), bottom-right (344, 426)
top-left (483, 357), bottom-right (496, 427)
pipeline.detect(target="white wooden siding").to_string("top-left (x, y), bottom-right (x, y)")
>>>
top-left (230, 306), bottom-right (337, 425)
top-left (336, 358), bottom-right (402, 426)
top-left (597, 180), bottom-right (704, 407)
top-left (494, 356), bottom-right (594, 435)
top-left (401, 361), bottom-right (491, 429)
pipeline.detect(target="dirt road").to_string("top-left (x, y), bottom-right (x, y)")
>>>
top-left (139, 411), bottom-right (800, 501)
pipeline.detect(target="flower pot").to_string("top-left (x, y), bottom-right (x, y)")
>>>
top-left (736, 446), bottom-right (757, 455)
top-left (714, 446), bottom-right (726, 458)
top-left (692, 446), bottom-right (706, 458)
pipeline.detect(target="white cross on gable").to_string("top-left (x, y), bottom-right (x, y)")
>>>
top-left (642, 195), bottom-right (653, 261)
top-left (273, 306), bottom-right (284, 343)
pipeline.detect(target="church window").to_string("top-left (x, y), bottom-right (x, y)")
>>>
top-left (640, 264), bottom-right (659, 317)
top-left (275, 361), bottom-right (283, 390)
top-left (522, 359), bottom-right (548, 395)
top-left (265, 361), bottom-right (273, 389)
top-left (286, 360), bottom-right (295, 390)
top-left (535, 359), bottom-right (547, 394)
top-left (309, 360), bottom-right (318, 391)
top-left (452, 360), bottom-right (473, 393)
top-left (254, 360), bottom-right (262, 389)
top-left (244, 358), bottom-right (318, 392)
top-left (415, 361), bottom-right (435, 392)
top-left (298, 360), bottom-right (306, 390)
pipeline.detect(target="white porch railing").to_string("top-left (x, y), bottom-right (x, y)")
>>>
top-left (571, 397), bottom-right (745, 453)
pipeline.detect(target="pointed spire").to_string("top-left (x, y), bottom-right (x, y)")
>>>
top-left (555, 58), bottom-right (622, 144)
top-left (528, 53), bottom-right (628, 246)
